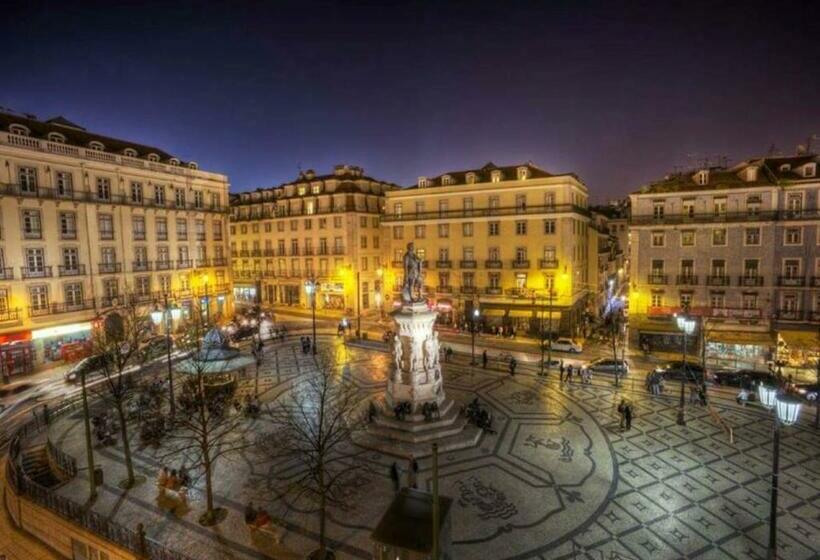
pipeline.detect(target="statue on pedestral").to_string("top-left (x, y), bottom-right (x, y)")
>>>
top-left (392, 335), bottom-right (403, 382)
top-left (423, 333), bottom-right (438, 372)
top-left (401, 242), bottom-right (424, 303)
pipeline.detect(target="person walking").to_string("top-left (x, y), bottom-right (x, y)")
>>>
top-left (482, 350), bottom-right (488, 369)
top-left (617, 398), bottom-right (627, 431)
top-left (625, 402), bottom-right (633, 431)
top-left (559, 360), bottom-right (565, 382)
top-left (509, 357), bottom-right (517, 378)
top-left (390, 462), bottom-right (400, 492)
top-left (566, 364), bottom-right (573, 383)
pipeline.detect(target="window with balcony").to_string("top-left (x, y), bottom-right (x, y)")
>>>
top-left (515, 194), bottom-right (527, 213)
top-left (156, 218), bottom-right (168, 241)
top-left (29, 285), bottom-right (48, 312)
top-left (195, 220), bottom-right (205, 241)
top-left (651, 231), bottom-right (665, 247)
top-left (712, 228), bottom-right (727, 246)
top-left (360, 235), bottom-right (367, 249)
top-left (488, 247), bottom-right (500, 261)
top-left (18, 167), bottom-right (37, 194)
top-left (103, 278), bottom-right (119, 303)
top-left (130, 182), bottom-right (143, 203)
top-left (742, 293), bottom-right (758, 310)
top-left (786, 193), bottom-right (802, 215)
top-left (711, 259), bottom-right (726, 277)
top-left (515, 221), bottom-right (527, 235)
top-left (713, 197), bottom-right (727, 215)
top-left (652, 202), bottom-right (664, 219)
top-left (783, 259), bottom-right (801, 278)
top-left (463, 272), bottom-right (475, 287)
top-left (360, 256), bottom-right (368, 271)
top-left (176, 219), bottom-right (188, 241)
top-left (784, 227), bottom-right (802, 245)
top-left (489, 272), bottom-right (500, 288)
top-left (55, 171), bottom-right (73, 197)
top-left (463, 222), bottom-right (474, 237)
top-left (60, 212), bottom-right (77, 239)
top-left (743, 259), bottom-right (759, 278)
top-left (154, 185), bottom-right (166, 205)
top-left (682, 199), bottom-right (695, 218)
top-left (515, 247), bottom-right (527, 262)
top-left (194, 191), bottom-right (204, 209)
top-left (489, 196), bottom-right (500, 212)
top-left (515, 273), bottom-right (527, 289)
top-left (25, 248), bottom-right (46, 276)
top-left (65, 283), bottom-right (83, 307)
top-left (745, 228), bottom-right (761, 246)
top-left (650, 259), bottom-right (664, 276)
top-left (488, 222), bottom-right (500, 236)
top-left (680, 293), bottom-right (693, 308)
top-left (650, 293), bottom-right (662, 307)
top-left (96, 177), bottom-right (111, 201)
top-left (135, 276), bottom-right (151, 297)
top-left (710, 293), bottom-right (725, 309)
top-left (544, 220), bottom-right (556, 235)
top-left (159, 275), bottom-right (171, 294)
top-left (98, 214), bottom-right (114, 240)
top-left (61, 248), bottom-right (80, 272)
top-left (101, 247), bottom-right (117, 267)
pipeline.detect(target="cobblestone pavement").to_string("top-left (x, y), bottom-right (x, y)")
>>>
top-left (43, 339), bottom-right (820, 560)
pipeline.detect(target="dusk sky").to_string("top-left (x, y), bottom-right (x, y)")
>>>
top-left (4, 0), bottom-right (818, 200)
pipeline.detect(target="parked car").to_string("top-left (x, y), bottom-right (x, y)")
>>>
top-left (710, 369), bottom-right (775, 392)
top-left (657, 361), bottom-right (707, 382)
top-left (0, 381), bottom-right (34, 398)
top-left (64, 355), bottom-right (109, 383)
top-left (586, 358), bottom-right (630, 376)
top-left (795, 383), bottom-right (819, 402)
top-left (547, 338), bottom-right (583, 353)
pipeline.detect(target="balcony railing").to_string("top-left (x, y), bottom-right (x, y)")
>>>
top-left (539, 259), bottom-right (559, 269)
top-left (706, 275), bottom-right (730, 286)
top-left (484, 260), bottom-right (503, 269)
top-left (382, 203), bottom-right (589, 222)
top-left (263, 249), bottom-right (275, 257)
top-left (0, 267), bottom-right (13, 280)
top-left (505, 287), bottom-right (532, 298)
top-left (630, 208), bottom-right (820, 225)
top-left (511, 260), bottom-right (530, 269)
top-left (460, 260), bottom-right (477, 269)
top-left (436, 285), bottom-right (453, 294)
top-left (212, 257), bottom-right (227, 267)
top-left (133, 232), bottom-right (146, 241)
top-left (332, 246), bottom-right (345, 255)
top-left (484, 287), bottom-right (502, 295)
top-left (777, 276), bottom-right (805, 287)
top-left (128, 293), bottom-right (154, 304)
top-left (676, 275), bottom-right (699, 285)
top-left (30, 299), bottom-right (96, 317)
top-left (21, 266), bottom-right (52, 279)
top-left (61, 229), bottom-right (78, 240)
top-left (435, 260), bottom-right (452, 269)
top-left (195, 259), bottom-right (210, 268)
top-left (58, 264), bottom-right (86, 277)
top-left (774, 309), bottom-right (804, 321)
top-left (132, 261), bottom-right (152, 272)
top-left (710, 307), bottom-right (762, 319)
top-left (647, 274), bottom-right (668, 285)
top-left (738, 275), bottom-right (764, 287)
top-left (0, 309), bottom-right (21, 322)
top-left (290, 249), bottom-right (300, 256)
top-left (176, 260), bottom-right (193, 269)
top-left (460, 286), bottom-right (477, 294)
top-left (155, 260), bottom-right (173, 271)
top-left (392, 260), bottom-right (402, 268)
top-left (251, 250), bottom-right (261, 257)
top-left (239, 250), bottom-right (250, 257)
top-left (98, 262), bottom-right (122, 274)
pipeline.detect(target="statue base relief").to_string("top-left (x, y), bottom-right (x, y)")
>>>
top-left (354, 301), bottom-right (481, 458)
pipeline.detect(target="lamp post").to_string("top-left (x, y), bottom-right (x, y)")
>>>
top-left (376, 267), bottom-right (384, 320)
top-left (356, 271), bottom-right (362, 338)
top-left (470, 307), bottom-right (480, 365)
top-left (305, 279), bottom-right (317, 355)
top-left (758, 384), bottom-right (802, 560)
top-left (675, 313), bottom-right (696, 426)
top-left (200, 274), bottom-right (210, 326)
top-left (151, 296), bottom-right (181, 417)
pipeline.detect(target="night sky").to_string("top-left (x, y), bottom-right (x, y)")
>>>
top-left (4, 0), bottom-right (818, 200)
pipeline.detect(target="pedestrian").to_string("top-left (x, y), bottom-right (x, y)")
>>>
top-left (617, 398), bottom-right (627, 431)
top-left (736, 387), bottom-right (749, 406)
top-left (625, 402), bottom-right (633, 430)
top-left (698, 384), bottom-right (708, 406)
top-left (482, 350), bottom-right (488, 369)
top-left (559, 360), bottom-right (565, 382)
top-left (390, 462), bottom-right (400, 491)
top-left (509, 358), bottom-right (517, 378)
top-left (689, 385), bottom-right (699, 405)
top-left (566, 364), bottom-right (573, 383)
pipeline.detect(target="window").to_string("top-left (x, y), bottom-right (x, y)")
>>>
top-left (438, 224), bottom-right (449, 238)
top-left (304, 219), bottom-right (312, 230)
top-left (415, 225), bottom-right (426, 239)
top-left (65, 283), bottom-right (83, 307)
top-left (297, 186), bottom-right (307, 196)
top-left (544, 220), bottom-right (556, 234)
top-left (277, 222), bottom-right (285, 232)
top-left (310, 183), bottom-right (321, 194)
top-left (134, 246), bottom-right (148, 266)
top-left (651, 231), bottom-right (665, 247)
top-left (194, 191), bottom-right (204, 209)
top-left (178, 245), bottom-right (189, 263)
top-left (784, 227), bottom-right (802, 245)
top-left (159, 275), bottom-right (171, 294)
top-left (488, 222), bottom-right (500, 236)
top-left (747, 195), bottom-right (761, 215)
top-left (463, 222), bottom-right (473, 237)
top-left (517, 167), bottom-right (529, 180)
top-left (22, 209), bottom-right (42, 238)
top-left (786, 193), bottom-right (802, 215)
top-left (9, 124), bottom-right (29, 136)
top-left (438, 271), bottom-right (450, 287)
top-left (18, 167), bottom-right (37, 194)
top-left (463, 247), bottom-right (474, 261)
top-left (491, 170), bottom-right (502, 183)
top-left (682, 199), bottom-right (695, 218)
top-left (515, 194), bottom-right (527, 213)
top-left (489, 196), bottom-right (500, 212)
top-left (515, 221), bottom-right (527, 235)
top-left (175, 188), bottom-right (186, 207)
top-left (361, 256), bottom-right (368, 271)
top-left (196, 220), bottom-right (205, 241)
top-left (745, 228), bottom-right (761, 245)
top-left (438, 248), bottom-right (449, 262)
top-left (125, 182), bottom-right (142, 204)
top-left (103, 278), bottom-right (119, 302)
top-left (29, 285), bottom-right (48, 312)
top-left (713, 197), bottom-right (727, 215)
top-left (101, 247), bottom-right (116, 265)
top-left (25, 248), bottom-right (45, 274)
top-left (156, 218), bottom-right (168, 241)
top-left (742, 293), bottom-right (758, 310)
top-left (98, 214), bottom-right (114, 240)
top-left (544, 193), bottom-right (555, 207)
top-left (783, 259), bottom-right (801, 278)
top-left (55, 171), bottom-right (73, 197)
top-left (318, 218), bottom-right (327, 229)
top-left (463, 197), bottom-right (474, 212)
top-left (136, 276), bottom-right (151, 296)
top-left (680, 259), bottom-right (694, 277)
top-left (650, 293), bottom-right (663, 307)
top-left (743, 259), bottom-right (759, 277)
top-left (681, 230), bottom-right (695, 247)
top-left (60, 212), bottom-right (77, 239)
top-left (88, 141), bottom-right (105, 151)
top-left (176, 219), bottom-right (188, 241)
top-left (651, 259), bottom-right (664, 275)
top-left (515, 247), bottom-right (527, 262)
top-left (680, 293), bottom-right (693, 308)
top-left (711, 259), bottom-right (726, 277)
top-left (696, 170), bottom-right (709, 185)
top-left (154, 185), bottom-right (166, 205)
top-left (712, 229), bottom-right (727, 246)
top-left (488, 247), bottom-right (500, 261)
top-left (463, 272), bottom-right (475, 287)
top-left (96, 177), bottom-right (111, 200)
top-left (710, 293), bottom-right (725, 309)
top-left (489, 272), bottom-right (500, 288)
top-left (360, 235), bottom-right (367, 249)
top-left (393, 226), bottom-right (403, 240)
top-left (290, 220), bottom-right (298, 231)
top-left (373, 236), bottom-right (379, 249)
top-left (652, 202), bottom-right (664, 219)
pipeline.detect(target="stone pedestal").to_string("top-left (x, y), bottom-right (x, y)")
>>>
top-left (355, 302), bottom-right (481, 458)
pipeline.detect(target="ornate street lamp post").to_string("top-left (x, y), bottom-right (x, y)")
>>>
top-left (305, 279), bottom-right (317, 355)
top-left (151, 296), bottom-right (181, 416)
top-left (675, 314), bottom-right (696, 426)
top-left (758, 384), bottom-right (802, 560)
top-left (470, 307), bottom-right (480, 365)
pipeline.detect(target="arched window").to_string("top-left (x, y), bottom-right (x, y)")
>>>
top-left (188, 161), bottom-right (198, 170)
top-left (9, 124), bottom-right (30, 136)
top-left (47, 132), bottom-right (66, 143)
top-left (147, 153), bottom-right (160, 162)
top-left (123, 148), bottom-right (138, 157)
top-left (169, 158), bottom-right (180, 166)
top-left (88, 140), bottom-right (105, 151)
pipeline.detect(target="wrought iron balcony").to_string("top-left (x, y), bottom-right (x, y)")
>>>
top-left (539, 259), bottom-right (559, 269)
top-left (484, 287), bottom-right (503, 295)
top-left (176, 260), bottom-right (193, 269)
top-left (251, 250), bottom-right (261, 257)
top-left (706, 275), bottom-right (730, 286)
top-left (436, 285), bottom-right (453, 294)
top-left (21, 266), bottom-right (52, 279)
top-left (155, 260), bottom-right (173, 271)
top-left (777, 276), bottom-right (805, 287)
top-left (435, 260), bottom-right (452, 269)
top-left (98, 263), bottom-right (122, 274)
top-left (0, 267), bottom-right (14, 280)
top-left (676, 275), bottom-right (699, 285)
top-left (505, 287), bottom-right (532, 297)
top-left (738, 275), bottom-right (764, 287)
top-left (58, 264), bottom-right (86, 277)
top-left (212, 257), bottom-right (227, 267)
top-left (647, 274), bottom-right (668, 285)
top-left (132, 260), bottom-right (152, 272)
top-left (511, 260), bottom-right (530, 269)
top-left (0, 309), bottom-right (21, 322)
top-left (30, 299), bottom-right (96, 317)
top-left (774, 309), bottom-right (804, 321)
top-left (459, 286), bottom-right (477, 294)
top-left (195, 259), bottom-right (210, 268)
top-left (459, 260), bottom-right (477, 269)
top-left (484, 260), bottom-right (503, 269)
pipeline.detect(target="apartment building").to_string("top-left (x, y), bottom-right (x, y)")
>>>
top-left (382, 162), bottom-right (597, 335)
top-left (0, 110), bottom-right (231, 376)
top-left (229, 165), bottom-right (397, 313)
top-left (629, 153), bottom-right (819, 369)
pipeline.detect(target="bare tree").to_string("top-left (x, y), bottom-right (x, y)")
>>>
top-left (605, 307), bottom-right (626, 386)
top-left (164, 314), bottom-right (252, 526)
top-left (262, 351), bottom-right (367, 560)
top-left (91, 304), bottom-right (153, 488)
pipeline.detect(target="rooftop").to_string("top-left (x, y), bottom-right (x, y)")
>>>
top-left (406, 161), bottom-right (580, 189)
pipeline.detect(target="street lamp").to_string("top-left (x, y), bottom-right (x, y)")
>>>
top-left (200, 274), bottom-right (210, 326)
top-left (376, 267), bottom-right (385, 320)
top-left (675, 313), bottom-right (696, 426)
top-left (305, 279), bottom-right (317, 355)
top-left (758, 384), bottom-right (802, 560)
top-left (151, 296), bottom-right (181, 417)
top-left (470, 307), bottom-right (480, 365)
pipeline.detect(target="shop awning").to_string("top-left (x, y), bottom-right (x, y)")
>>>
top-left (507, 309), bottom-right (534, 318)
top-left (632, 317), bottom-right (679, 334)
top-left (778, 330), bottom-right (820, 350)
top-left (708, 331), bottom-right (774, 346)
top-left (481, 309), bottom-right (506, 317)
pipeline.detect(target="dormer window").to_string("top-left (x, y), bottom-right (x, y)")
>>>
top-left (48, 132), bottom-right (66, 143)
top-left (297, 186), bottom-right (307, 196)
top-left (188, 161), bottom-right (198, 170)
top-left (169, 158), bottom-right (180, 166)
top-left (441, 175), bottom-right (454, 186)
top-left (147, 153), bottom-right (160, 162)
top-left (803, 163), bottom-right (816, 178)
top-left (311, 184), bottom-right (322, 194)
top-left (88, 141), bottom-right (105, 151)
top-left (123, 148), bottom-right (138, 157)
top-left (517, 167), bottom-right (529, 180)
top-left (743, 166), bottom-right (758, 182)
top-left (418, 177), bottom-right (428, 188)
top-left (491, 170), bottom-right (502, 183)
top-left (466, 172), bottom-right (477, 184)
top-left (779, 164), bottom-right (791, 172)
top-left (695, 170), bottom-right (709, 186)
top-left (9, 124), bottom-right (29, 136)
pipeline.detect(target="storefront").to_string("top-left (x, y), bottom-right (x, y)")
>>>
top-left (234, 285), bottom-right (259, 308)
top-left (776, 329), bottom-right (819, 383)
top-left (705, 330), bottom-right (774, 371)
top-left (634, 316), bottom-right (688, 353)
top-left (320, 282), bottom-right (346, 310)
top-left (434, 299), bottom-right (454, 325)
top-left (0, 331), bottom-right (35, 379)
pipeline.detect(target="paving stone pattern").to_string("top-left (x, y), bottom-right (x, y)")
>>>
top-left (44, 340), bottom-right (820, 560)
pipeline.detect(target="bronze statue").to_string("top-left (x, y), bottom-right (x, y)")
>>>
top-left (401, 242), bottom-right (424, 303)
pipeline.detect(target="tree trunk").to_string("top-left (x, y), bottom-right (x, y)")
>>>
top-left (204, 453), bottom-right (214, 515)
top-left (318, 460), bottom-right (326, 554)
top-left (116, 399), bottom-right (135, 486)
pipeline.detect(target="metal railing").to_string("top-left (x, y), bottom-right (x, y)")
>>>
top-left (738, 275), bottom-right (764, 287)
top-left (705, 275), bottom-right (730, 286)
top-left (133, 261), bottom-right (153, 272)
top-left (630, 208), bottom-right (820, 225)
top-left (381, 203), bottom-right (589, 222)
top-left (58, 264), bottom-right (86, 277)
top-left (176, 260), bottom-right (193, 269)
top-left (538, 259), bottom-right (559, 269)
top-left (647, 274), bottom-right (668, 285)
top-left (0, 308), bottom-right (21, 322)
top-left (98, 263), bottom-right (122, 274)
top-left (484, 260), bottom-right (503, 269)
top-left (21, 266), bottom-right (53, 279)
top-left (435, 260), bottom-right (452, 268)
top-left (460, 260), bottom-right (477, 269)
top-left (511, 260), bottom-right (530, 269)
top-left (777, 276), bottom-right (805, 287)
top-left (676, 275), bottom-right (699, 285)
top-left (0, 267), bottom-right (14, 280)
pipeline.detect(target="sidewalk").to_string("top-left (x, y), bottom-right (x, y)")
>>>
top-left (0, 460), bottom-right (61, 560)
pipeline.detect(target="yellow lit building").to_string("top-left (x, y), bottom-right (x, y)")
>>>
top-left (383, 162), bottom-right (598, 335)
top-left (229, 165), bottom-right (397, 314)
top-left (0, 110), bottom-right (231, 376)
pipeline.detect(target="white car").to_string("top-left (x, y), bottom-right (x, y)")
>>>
top-left (548, 338), bottom-right (583, 353)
